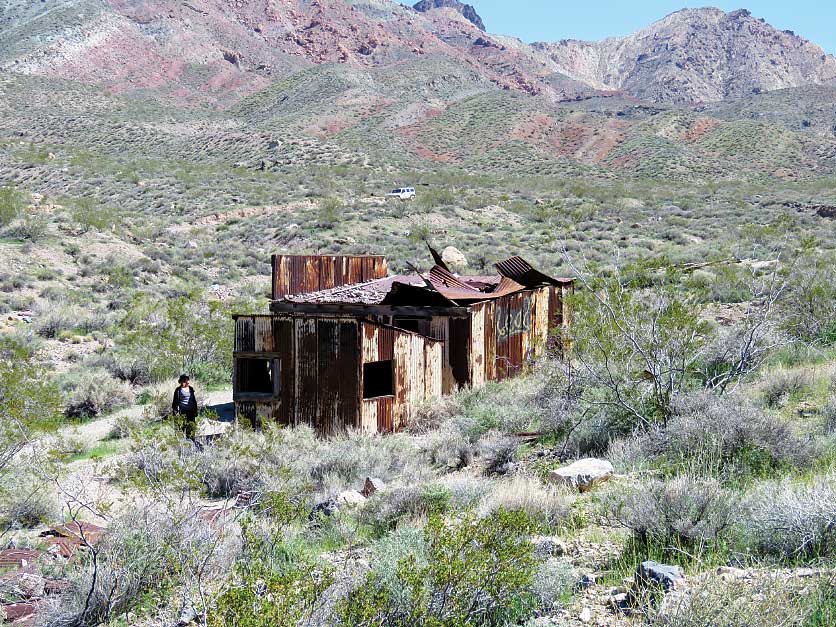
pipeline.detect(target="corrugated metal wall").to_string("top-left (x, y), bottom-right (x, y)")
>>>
top-left (360, 322), bottom-right (442, 433)
top-left (233, 314), bottom-right (360, 435)
top-left (272, 255), bottom-right (388, 299)
top-left (469, 286), bottom-right (564, 383)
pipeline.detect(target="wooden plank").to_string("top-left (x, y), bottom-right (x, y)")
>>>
top-left (270, 302), bottom-right (471, 318)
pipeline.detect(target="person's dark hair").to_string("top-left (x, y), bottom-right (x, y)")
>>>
top-left (178, 374), bottom-right (190, 384)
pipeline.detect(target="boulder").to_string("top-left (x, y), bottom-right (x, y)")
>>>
top-left (336, 490), bottom-right (367, 507)
top-left (361, 477), bottom-right (385, 498)
top-left (441, 246), bottom-right (467, 271)
top-left (548, 458), bottom-right (614, 492)
top-left (636, 561), bottom-right (685, 591)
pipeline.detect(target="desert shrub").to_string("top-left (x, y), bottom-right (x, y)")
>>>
top-left (529, 558), bottom-right (575, 613)
top-left (741, 477), bottom-right (836, 561)
top-left (209, 494), bottom-right (332, 627)
top-left (779, 253), bottom-right (836, 345)
top-left (34, 304), bottom-right (76, 339)
top-left (41, 506), bottom-right (234, 627)
top-left (62, 371), bottom-right (134, 420)
top-left (615, 392), bottom-right (817, 480)
top-left (71, 197), bottom-right (119, 232)
top-left (0, 474), bottom-right (59, 529)
top-left (338, 509), bottom-right (538, 626)
top-left (0, 334), bottom-right (62, 476)
top-left (608, 476), bottom-right (733, 549)
top-left (115, 295), bottom-right (236, 385)
top-left (650, 572), bottom-right (836, 627)
top-left (478, 431), bottom-right (520, 475)
top-left (197, 444), bottom-right (264, 499)
top-left (4, 213), bottom-right (48, 241)
top-left (421, 423), bottom-right (474, 471)
top-left (479, 476), bottom-right (572, 528)
top-left (364, 481), bottom-right (453, 529)
top-left (307, 430), bottom-right (423, 494)
top-left (0, 186), bottom-right (25, 226)
top-left (96, 352), bottom-right (153, 385)
top-left (760, 369), bottom-right (815, 408)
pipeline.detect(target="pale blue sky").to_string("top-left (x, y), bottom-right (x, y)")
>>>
top-left (471, 2), bottom-right (835, 53)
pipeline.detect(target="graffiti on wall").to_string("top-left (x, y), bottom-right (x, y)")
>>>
top-left (495, 298), bottom-right (532, 341)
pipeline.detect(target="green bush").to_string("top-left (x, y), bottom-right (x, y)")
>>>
top-left (338, 509), bottom-right (538, 626)
top-left (0, 186), bottom-right (24, 226)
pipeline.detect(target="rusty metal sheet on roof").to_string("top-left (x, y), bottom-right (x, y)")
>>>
top-left (284, 275), bottom-right (426, 305)
top-left (495, 256), bottom-right (573, 287)
top-left (428, 266), bottom-right (527, 303)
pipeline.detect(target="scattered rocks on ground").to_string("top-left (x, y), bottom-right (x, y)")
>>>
top-left (548, 458), bottom-right (614, 492)
top-left (531, 535), bottom-right (567, 558)
top-left (636, 560), bottom-right (685, 591)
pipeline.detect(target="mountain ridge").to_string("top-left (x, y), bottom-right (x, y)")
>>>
top-left (533, 7), bottom-right (836, 104)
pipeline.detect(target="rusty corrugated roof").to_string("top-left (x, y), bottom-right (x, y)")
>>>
top-left (495, 256), bottom-right (573, 287)
top-left (277, 256), bottom-right (571, 307)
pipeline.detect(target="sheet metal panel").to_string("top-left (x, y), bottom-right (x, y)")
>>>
top-left (470, 303), bottom-right (487, 387)
top-left (317, 319), bottom-right (340, 435)
top-left (272, 255), bottom-right (388, 299)
top-left (235, 317), bottom-right (255, 352)
top-left (275, 317), bottom-right (295, 425)
top-left (295, 318), bottom-right (319, 428)
top-left (253, 316), bottom-right (274, 352)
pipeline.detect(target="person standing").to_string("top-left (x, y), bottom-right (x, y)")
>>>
top-left (172, 374), bottom-right (198, 440)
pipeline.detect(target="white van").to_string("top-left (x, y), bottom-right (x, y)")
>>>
top-left (386, 187), bottom-right (416, 200)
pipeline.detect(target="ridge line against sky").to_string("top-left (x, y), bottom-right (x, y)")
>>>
top-left (469, 1), bottom-right (836, 55)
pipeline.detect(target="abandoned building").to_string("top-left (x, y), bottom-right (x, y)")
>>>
top-left (232, 253), bottom-right (573, 435)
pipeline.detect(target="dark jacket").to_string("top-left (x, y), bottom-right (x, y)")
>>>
top-left (172, 385), bottom-right (198, 416)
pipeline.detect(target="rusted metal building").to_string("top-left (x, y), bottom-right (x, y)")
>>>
top-left (233, 253), bottom-right (573, 434)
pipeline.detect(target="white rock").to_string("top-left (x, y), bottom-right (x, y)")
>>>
top-left (336, 490), bottom-right (367, 507)
top-left (548, 458), bottom-right (614, 492)
top-left (578, 607), bottom-right (592, 623)
top-left (441, 246), bottom-right (467, 270)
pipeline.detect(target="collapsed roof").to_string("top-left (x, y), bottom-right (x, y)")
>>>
top-left (278, 255), bottom-right (572, 308)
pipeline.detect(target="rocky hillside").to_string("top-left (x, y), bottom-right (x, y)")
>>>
top-left (534, 8), bottom-right (836, 104)
top-left (0, 0), bottom-right (590, 106)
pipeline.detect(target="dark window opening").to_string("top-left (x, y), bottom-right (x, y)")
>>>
top-left (237, 358), bottom-right (276, 394)
top-left (393, 317), bottom-right (421, 333)
top-left (363, 360), bottom-right (394, 399)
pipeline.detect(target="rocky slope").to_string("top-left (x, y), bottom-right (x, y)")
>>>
top-left (413, 0), bottom-right (485, 31)
top-left (534, 8), bottom-right (836, 104)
